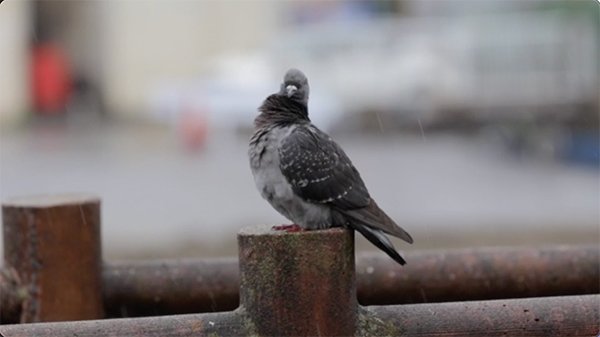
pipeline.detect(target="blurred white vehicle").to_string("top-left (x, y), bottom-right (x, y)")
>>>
top-left (151, 12), bottom-right (597, 134)
top-left (269, 13), bottom-right (597, 126)
top-left (150, 52), bottom-right (343, 135)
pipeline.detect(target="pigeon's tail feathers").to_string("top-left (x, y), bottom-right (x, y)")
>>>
top-left (342, 200), bottom-right (413, 244)
top-left (350, 223), bottom-right (406, 265)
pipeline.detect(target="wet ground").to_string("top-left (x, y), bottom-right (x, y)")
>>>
top-left (1, 121), bottom-right (598, 260)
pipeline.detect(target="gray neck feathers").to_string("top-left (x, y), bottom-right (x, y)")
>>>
top-left (254, 94), bottom-right (310, 129)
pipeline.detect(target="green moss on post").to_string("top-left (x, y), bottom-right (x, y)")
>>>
top-left (238, 224), bottom-right (356, 336)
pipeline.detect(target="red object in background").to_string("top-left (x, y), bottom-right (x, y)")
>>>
top-left (178, 107), bottom-right (209, 151)
top-left (31, 43), bottom-right (73, 114)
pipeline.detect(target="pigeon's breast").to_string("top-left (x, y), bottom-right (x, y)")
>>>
top-left (249, 126), bottom-right (296, 201)
top-left (249, 125), bottom-right (332, 229)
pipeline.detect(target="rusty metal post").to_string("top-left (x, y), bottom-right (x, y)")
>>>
top-left (2, 194), bottom-right (103, 322)
top-left (238, 225), bottom-right (356, 336)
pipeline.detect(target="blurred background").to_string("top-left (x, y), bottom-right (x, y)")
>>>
top-left (0, 0), bottom-right (598, 261)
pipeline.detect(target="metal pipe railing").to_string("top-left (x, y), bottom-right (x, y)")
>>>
top-left (1, 295), bottom-right (598, 336)
top-left (2, 245), bottom-right (597, 320)
top-left (1, 195), bottom-right (598, 336)
top-left (98, 244), bottom-right (600, 318)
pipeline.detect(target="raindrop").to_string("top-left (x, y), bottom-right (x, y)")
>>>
top-left (375, 111), bottom-right (385, 133)
top-left (417, 118), bottom-right (427, 142)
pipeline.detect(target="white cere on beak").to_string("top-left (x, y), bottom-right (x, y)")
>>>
top-left (286, 84), bottom-right (298, 97)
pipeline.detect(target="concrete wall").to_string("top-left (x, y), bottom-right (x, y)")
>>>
top-left (100, 1), bottom-right (281, 117)
top-left (0, 1), bottom-right (30, 125)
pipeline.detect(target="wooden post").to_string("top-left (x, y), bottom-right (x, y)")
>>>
top-left (2, 194), bottom-right (103, 322)
top-left (238, 224), bottom-right (357, 336)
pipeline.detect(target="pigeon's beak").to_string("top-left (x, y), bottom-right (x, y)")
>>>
top-left (285, 84), bottom-right (297, 97)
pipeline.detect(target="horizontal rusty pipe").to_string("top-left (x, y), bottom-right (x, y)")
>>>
top-left (359, 294), bottom-right (600, 336)
top-left (0, 310), bottom-right (247, 337)
top-left (3, 245), bottom-right (598, 319)
top-left (103, 258), bottom-right (239, 318)
top-left (105, 244), bottom-right (599, 316)
top-left (2, 295), bottom-right (597, 336)
top-left (356, 244), bottom-right (600, 305)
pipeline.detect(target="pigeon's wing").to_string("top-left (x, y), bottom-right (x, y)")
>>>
top-left (344, 199), bottom-right (413, 244)
top-left (279, 125), bottom-right (413, 244)
top-left (279, 125), bottom-right (370, 209)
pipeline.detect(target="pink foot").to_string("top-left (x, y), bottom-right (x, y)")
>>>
top-left (272, 224), bottom-right (304, 232)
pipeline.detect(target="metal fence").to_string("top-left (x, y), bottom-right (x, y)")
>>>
top-left (0, 195), bottom-right (598, 336)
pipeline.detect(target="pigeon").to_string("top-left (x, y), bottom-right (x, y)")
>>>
top-left (248, 69), bottom-right (413, 265)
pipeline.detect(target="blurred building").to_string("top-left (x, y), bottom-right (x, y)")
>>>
top-left (0, 1), bottom-right (284, 124)
top-left (0, 0), bottom-right (597, 129)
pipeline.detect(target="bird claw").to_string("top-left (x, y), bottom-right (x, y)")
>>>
top-left (272, 224), bottom-right (304, 232)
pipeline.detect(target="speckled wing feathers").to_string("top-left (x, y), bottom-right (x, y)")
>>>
top-left (279, 125), bottom-right (370, 210)
top-left (278, 125), bottom-right (414, 246)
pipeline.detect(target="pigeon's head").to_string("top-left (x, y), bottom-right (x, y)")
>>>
top-left (279, 68), bottom-right (309, 106)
